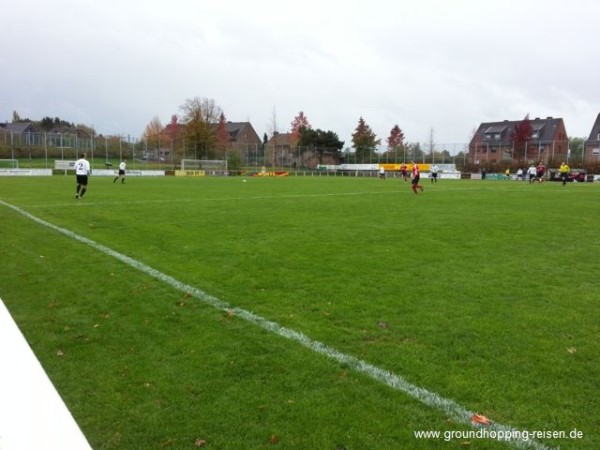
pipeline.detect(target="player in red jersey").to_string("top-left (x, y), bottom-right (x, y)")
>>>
top-left (411, 161), bottom-right (424, 194)
top-left (535, 161), bottom-right (546, 183)
top-left (400, 162), bottom-right (408, 183)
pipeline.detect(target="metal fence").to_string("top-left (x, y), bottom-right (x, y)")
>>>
top-left (0, 130), bottom-right (473, 170)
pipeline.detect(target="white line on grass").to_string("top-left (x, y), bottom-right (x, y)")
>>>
top-left (1, 199), bottom-right (556, 450)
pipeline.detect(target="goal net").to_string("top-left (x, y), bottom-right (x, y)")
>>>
top-left (0, 159), bottom-right (19, 169)
top-left (180, 159), bottom-right (228, 176)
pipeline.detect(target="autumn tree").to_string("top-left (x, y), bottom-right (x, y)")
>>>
top-left (290, 111), bottom-right (311, 144)
top-left (386, 124), bottom-right (405, 162)
top-left (142, 116), bottom-right (164, 150)
top-left (352, 117), bottom-right (380, 163)
top-left (215, 112), bottom-right (230, 155)
top-left (510, 114), bottom-right (533, 161)
top-left (179, 97), bottom-right (222, 159)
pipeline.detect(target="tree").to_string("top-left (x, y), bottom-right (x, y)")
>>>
top-left (179, 97), bottom-right (222, 159)
top-left (568, 136), bottom-right (584, 164)
top-left (510, 114), bottom-right (533, 161)
top-left (427, 128), bottom-right (436, 163)
top-left (298, 127), bottom-right (344, 164)
top-left (351, 117), bottom-right (380, 163)
top-left (290, 111), bottom-right (311, 144)
top-left (40, 116), bottom-right (54, 131)
top-left (386, 125), bottom-right (405, 162)
top-left (12, 111), bottom-right (21, 123)
top-left (142, 116), bottom-right (164, 150)
top-left (215, 112), bottom-right (229, 155)
top-left (265, 106), bottom-right (280, 167)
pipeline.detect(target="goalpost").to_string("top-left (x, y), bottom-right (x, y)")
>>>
top-left (180, 159), bottom-right (228, 176)
top-left (0, 159), bottom-right (19, 169)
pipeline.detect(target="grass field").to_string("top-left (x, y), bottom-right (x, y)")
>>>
top-left (1, 175), bottom-right (598, 450)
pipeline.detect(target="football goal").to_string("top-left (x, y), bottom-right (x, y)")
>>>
top-left (180, 159), bottom-right (228, 176)
top-left (0, 159), bottom-right (19, 169)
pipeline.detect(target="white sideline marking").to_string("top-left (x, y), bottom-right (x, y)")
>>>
top-left (0, 200), bottom-right (555, 450)
top-left (0, 300), bottom-right (93, 450)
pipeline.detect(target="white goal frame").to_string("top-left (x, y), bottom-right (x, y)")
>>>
top-left (0, 159), bottom-right (19, 168)
top-left (180, 159), bottom-right (228, 175)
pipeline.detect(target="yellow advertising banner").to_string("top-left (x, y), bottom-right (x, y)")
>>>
top-left (174, 170), bottom-right (206, 177)
top-left (379, 163), bottom-right (430, 171)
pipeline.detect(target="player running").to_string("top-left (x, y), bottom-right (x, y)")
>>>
top-left (400, 162), bottom-right (408, 183)
top-left (74, 153), bottom-right (91, 198)
top-left (114, 159), bottom-right (126, 184)
top-left (411, 161), bottom-right (424, 194)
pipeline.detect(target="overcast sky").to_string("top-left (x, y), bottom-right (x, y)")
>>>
top-left (2, 0), bottom-right (599, 149)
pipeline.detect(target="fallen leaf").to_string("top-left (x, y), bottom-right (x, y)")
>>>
top-left (270, 434), bottom-right (279, 444)
top-left (567, 347), bottom-right (577, 354)
top-left (56, 350), bottom-right (64, 357)
top-left (194, 438), bottom-right (206, 447)
top-left (471, 414), bottom-right (491, 426)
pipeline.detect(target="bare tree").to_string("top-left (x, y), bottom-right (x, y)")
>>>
top-left (179, 97), bottom-right (222, 159)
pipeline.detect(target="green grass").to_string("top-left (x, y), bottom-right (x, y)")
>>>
top-left (1, 175), bottom-right (599, 449)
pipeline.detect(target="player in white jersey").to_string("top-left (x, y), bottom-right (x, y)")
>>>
top-left (113, 159), bottom-right (126, 184)
top-left (74, 153), bottom-right (91, 198)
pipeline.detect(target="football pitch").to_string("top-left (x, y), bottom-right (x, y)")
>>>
top-left (0, 175), bottom-right (598, 449)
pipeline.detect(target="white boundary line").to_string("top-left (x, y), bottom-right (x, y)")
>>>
top-left (0, 199), bottom-right (555, 450)
top-left (0, 299), bottom-right (93, 450)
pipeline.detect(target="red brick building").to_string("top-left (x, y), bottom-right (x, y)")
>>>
top-left (584, 113), bottom-right (600, 164)
top-left (468, 117), bottom-right (568, 165)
